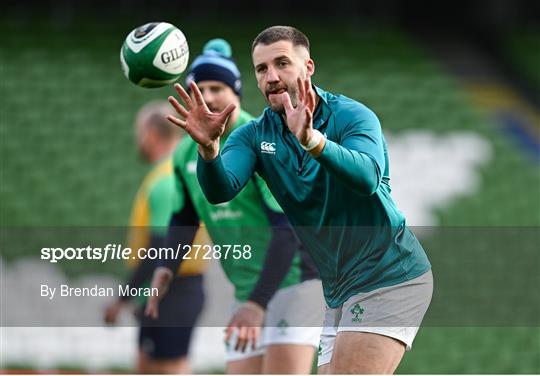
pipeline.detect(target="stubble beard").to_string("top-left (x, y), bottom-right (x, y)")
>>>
top-left (267, 88), bottom-right (298, 115)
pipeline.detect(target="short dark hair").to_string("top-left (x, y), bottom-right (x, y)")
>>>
top-left (252, 26), bottom-right (310, 52)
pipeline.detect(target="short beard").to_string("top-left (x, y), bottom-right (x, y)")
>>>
top-left (267, 88), bottom-right (297, 115)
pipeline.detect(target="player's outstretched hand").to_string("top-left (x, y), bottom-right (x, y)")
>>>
top-left (144, 267), bottom-right (173, 320)
top-left (167, 82), bottom-right (236, 160)
top-left (280, 76), bottom-right (317, 147)
top-left (224, 301), bottom-right (265, 353)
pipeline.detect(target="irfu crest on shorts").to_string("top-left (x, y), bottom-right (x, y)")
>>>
top-left (350, 303), bottom-right (364, 323)
top-left (277, 319), bottom-right (289, 335)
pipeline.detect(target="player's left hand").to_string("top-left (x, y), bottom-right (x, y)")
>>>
top-left (224, 301), bottom-right (265, 352)
top-left (167, 82), bottom-right (236, 160)
top-left (144, 267), bottom-right (173, 320)
top-left (280, 76), bottom-right (317, 147)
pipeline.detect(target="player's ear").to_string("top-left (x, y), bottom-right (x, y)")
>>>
top-left (306, 58), bottom-right (315, 78)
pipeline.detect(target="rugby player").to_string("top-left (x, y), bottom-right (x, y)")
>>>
top-left (166, 27), bottom-right (433, 374)
top-left (103, 101), bottom-right (207, 374)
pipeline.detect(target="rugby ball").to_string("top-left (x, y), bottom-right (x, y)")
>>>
top-left (121, 22), bottom-right (189, 88)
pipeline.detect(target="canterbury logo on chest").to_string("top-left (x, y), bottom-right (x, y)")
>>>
top-left (260, 141), bottom-right (276, 155)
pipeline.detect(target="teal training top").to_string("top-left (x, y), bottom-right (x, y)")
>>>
top-left (197, 86), bottom-right (431, 308)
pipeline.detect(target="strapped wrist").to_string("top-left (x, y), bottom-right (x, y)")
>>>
top-left (301, 129), bottom-right (323, 151)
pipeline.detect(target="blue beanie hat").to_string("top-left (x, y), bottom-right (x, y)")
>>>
top-left (185, 39), bottom-right (242, 97)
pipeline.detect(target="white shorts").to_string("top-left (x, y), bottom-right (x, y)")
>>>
top-left (317, 270), bottom-right (433, 367)
top-left (225, 279), bottom-right (324, 362)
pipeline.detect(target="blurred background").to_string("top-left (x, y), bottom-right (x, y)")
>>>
top-left (1, 0), bottom-right (539, 373)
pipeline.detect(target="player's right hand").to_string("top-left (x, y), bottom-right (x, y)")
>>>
top-left (166, 82), bottom-right (235, 160)
top-left (144, 267), bottom-right (173, 320)
top-left (224, 300), bottom-right (265, 352)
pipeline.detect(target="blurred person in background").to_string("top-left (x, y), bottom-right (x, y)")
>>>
top-left (166, 26), bottom-right (433, 374)
top-left (145, 39), bottom-right (323, 374)
top-left (104, 101), bottom-right (208, 374)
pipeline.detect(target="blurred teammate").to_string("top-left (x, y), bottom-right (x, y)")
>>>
top-left (104, 101), bottom-right (207, 374)
top-left (166, 27), bottom-right (433, 374)
top-left (145, 39), bottom-right (323, 374)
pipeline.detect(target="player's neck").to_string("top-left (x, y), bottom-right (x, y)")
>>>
top-left (151, 143), bottom-right (175, 163)
top-left (314, 93), bottom-right (320, 111)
